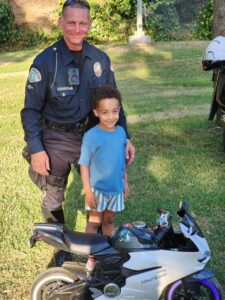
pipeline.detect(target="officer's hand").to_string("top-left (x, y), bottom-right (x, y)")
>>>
top-left (126, 140), bottom-right (135, 166)
top-left (31, 151), bottom-right (50, 176)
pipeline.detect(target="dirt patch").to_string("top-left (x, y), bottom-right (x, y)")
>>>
top-left (127, 104), bottom-right (211, 124)
top-left (10, 0), bottom-right (59, 32)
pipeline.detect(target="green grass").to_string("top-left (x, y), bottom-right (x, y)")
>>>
top-left (0, 40), bottom-right (224, 299)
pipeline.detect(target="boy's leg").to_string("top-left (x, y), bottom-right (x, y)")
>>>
top-left (102, 192), bottom-right (124, 236)
top-left (86, 211), bottom-right (103, 234)
top-left (102, 210), bottom-right (116, 236)
top-left (85, 211), bottom-right (103, 276)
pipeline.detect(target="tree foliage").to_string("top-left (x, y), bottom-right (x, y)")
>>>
top-left (143, 0), bottom-right (181, 41)
top-left (0, 0), bottom-right (215, 51)
top-left (194, 0), bottom-right (213, 40)
top-left (89, 0), bottom-right (135, 42)
top-left (0, 2), bottom-right (14, 44)
top-left (143, 0), bottom-right (211, 41)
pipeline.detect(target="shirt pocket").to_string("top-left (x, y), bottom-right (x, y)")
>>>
top-left (52, 89), bottom-right (75, 101)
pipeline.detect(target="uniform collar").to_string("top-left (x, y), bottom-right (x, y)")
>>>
top-left (59, 37), bottom-right (94, 66)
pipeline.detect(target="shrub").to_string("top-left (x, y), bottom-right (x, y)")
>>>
top-left (144, 0), bottom-right (180, 41)
top-left (143, 0), bottom-right (213, 41)
top-left (90, 0), bottom-right (136, 43)
top-left (193, 0), bottom-right (213, 40)
top-left (0, 2), bottom-right (14, 44)
top-left (8, 26), bottom-right (53, 50)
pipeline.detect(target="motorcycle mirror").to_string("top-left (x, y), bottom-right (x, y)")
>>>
top-left (157, 208), bottom-right (166, 214)
top-left (177, 201), bottom-right (189, 218)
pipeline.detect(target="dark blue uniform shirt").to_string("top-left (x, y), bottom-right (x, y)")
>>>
top-left (21, 38), bottom-right (128, 154)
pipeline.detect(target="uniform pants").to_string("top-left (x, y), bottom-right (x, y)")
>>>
top-left (29, 128), bottom-right (82, 211)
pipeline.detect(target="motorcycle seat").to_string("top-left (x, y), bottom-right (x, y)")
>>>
top-left (64, 227), bottom-right (111, 255)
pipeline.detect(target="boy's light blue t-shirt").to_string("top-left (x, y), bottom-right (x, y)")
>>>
top-left (78, 125), bottom-right (127, 195)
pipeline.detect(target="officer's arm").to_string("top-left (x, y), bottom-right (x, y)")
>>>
top-left (21, 63), bottom-right (48, 154)
top-left (106, 59), bottom-right (131, 139)
top-left (107, 58), bottom-right (135, 164)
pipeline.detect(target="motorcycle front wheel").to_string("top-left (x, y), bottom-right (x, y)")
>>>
top-left (166, 277), bottom-right (224, 300)
top-left (30, 267), bottom-right (79, 300)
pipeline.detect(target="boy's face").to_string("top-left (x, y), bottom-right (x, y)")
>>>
top-left (93, 98), bottom-right (120, 131)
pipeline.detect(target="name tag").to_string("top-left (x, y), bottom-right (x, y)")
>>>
top-left (57, 86), bottom-right (74, 91)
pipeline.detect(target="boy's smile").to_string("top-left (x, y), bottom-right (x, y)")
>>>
top-left (93, 98), bottom-right (120, 131)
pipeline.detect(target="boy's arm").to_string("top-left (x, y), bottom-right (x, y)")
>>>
top-left (123, 169), bottom-right (129, 198)
top-left (80, 165), bottom-right (98, 209)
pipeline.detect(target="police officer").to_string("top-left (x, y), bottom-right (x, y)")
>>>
top-left (21, 0), bottom-right (135, 266)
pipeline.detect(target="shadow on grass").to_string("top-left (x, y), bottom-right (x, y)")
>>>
top-left (64, 165), bottom-right (86, 232)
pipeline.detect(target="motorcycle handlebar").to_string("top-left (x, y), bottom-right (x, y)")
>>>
top-left (29, 230), bottom-right (38, 248)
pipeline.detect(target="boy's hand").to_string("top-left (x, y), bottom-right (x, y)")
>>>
top-left (85, 190), bottom-right (99, 209)
top-left (126, 140), bottom-right (135, 166)
top-left (124, 182), bottom-right (129, 198)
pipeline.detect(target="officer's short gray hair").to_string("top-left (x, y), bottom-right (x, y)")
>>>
top-left (62, 0), bottom-right (90, 15)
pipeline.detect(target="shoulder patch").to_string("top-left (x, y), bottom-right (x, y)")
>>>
top-left (28, 67), bottom-right (42, 83)
top-left (93, 62), bottom-right (102, 78)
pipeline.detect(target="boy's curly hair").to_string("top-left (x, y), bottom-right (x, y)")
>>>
top-left (92, 84), bottom-right (122, 109)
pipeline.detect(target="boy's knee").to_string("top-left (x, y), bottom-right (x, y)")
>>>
top-left (103, 215), bottom-right (115, 225)
top-left (87, 221), bottom-right (101, 230)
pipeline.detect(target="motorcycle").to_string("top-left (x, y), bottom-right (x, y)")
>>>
top-left (29, 202), bottom-right (224, 300)
top-left (202, 35), bottom-right (225, 151)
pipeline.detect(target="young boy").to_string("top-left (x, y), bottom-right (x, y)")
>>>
top-left (78, 84), bottom-right (128, 236)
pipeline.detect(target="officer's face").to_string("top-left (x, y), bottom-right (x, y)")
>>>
top-left (93, 98), bottom-right (121, 131)
top-left (59, 6), bottom-right (91, 51)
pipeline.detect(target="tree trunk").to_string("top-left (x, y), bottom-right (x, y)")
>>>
top-left (213, 0), bottom-right (225, 37)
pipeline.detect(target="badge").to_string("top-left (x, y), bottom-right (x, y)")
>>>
top-left (110, 63), bottom-right (114, 72)
top-left (93, 62), bottom-right (102, 77)
top-left (28, 67), bottom-right (42, 83)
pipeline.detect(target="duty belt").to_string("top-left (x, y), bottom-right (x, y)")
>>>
top-left (45, 118), bottom-right (87, 133)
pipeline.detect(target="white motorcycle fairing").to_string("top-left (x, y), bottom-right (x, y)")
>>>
top-left (29, 202), bottom-right (224, 300)
top-left (93, 219), bottom-right (211, 300)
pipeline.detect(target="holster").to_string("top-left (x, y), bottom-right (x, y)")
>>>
top-left (22, 144), bottom-right (67, 193)
top-left (28, 165), bottom-right (67, 193)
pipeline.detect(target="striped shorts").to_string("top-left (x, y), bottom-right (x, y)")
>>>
top-left (85, 188), bottom-right (125, 212)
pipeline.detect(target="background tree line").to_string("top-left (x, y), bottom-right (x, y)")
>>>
top-left (0, 0), bottom-right (220, 51)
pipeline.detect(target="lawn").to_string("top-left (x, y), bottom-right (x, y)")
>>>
top-left (0, 40), bottom-right (224, 299)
